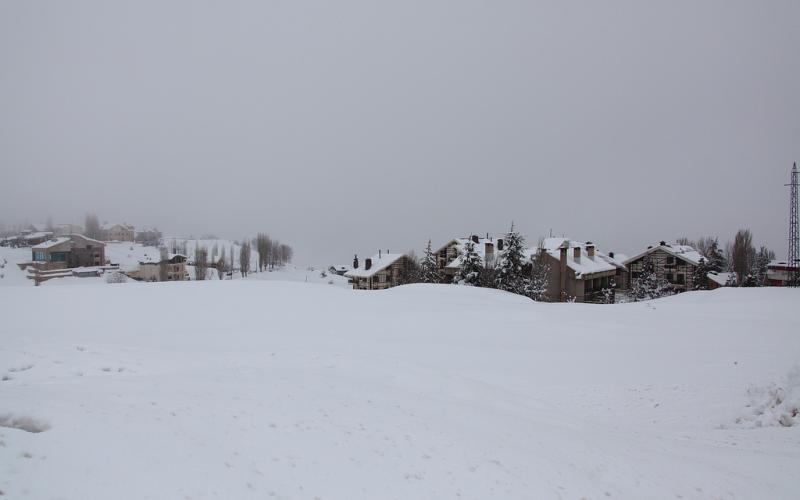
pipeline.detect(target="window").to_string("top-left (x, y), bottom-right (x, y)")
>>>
top-left (33, 251), bottom-right (45, 261)
top-left (666, 256), bottom-right (675, 265)
top-left (50, 252), bottom-right (67, 262)
top-left (676, 274), bottom-right (685, 285)
top-left (666, 273), bottom-right (674, 283)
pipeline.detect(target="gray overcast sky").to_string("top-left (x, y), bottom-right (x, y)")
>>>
top-left (1, 1), bottom-right (798, 264)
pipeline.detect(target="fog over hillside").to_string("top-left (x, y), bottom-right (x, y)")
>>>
top-left (1, 1), bottom-right (799, 264)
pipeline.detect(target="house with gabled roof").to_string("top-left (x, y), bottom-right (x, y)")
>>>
top-left (27, 234), bottom-right (106, 271)
top-left (623, 241), bottom-right (705, 292)
top-left (435, 235), bottom-right (511, 283)
top-left (540, 238), bottom-right (627, 303)
top-left (345, 251), bottom-right (412, 290)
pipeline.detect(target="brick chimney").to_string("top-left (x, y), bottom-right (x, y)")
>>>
top-left (559, 242), bottom-right (568, 301)
top-left (353, 254), bottom-right (359, 269)
top-left (573, 247), bottom-right (581, 260)
top-left (365, 258), bottom-right (372, 270)
top-left (586, 242), bottom-right (595, 258)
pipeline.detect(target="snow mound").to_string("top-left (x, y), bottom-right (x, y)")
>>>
top-left (734, 368), bottom-right (800, 428)
top-left (0, 414), bottom-right (51, 433)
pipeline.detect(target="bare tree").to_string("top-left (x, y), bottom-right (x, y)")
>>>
top-left (84, 213), bottom-right (102, 240)
top-left (255, 233), bottom-right (272, 272)
top-left (676, 236), bottom-right (693, 247)
top-left (217, 246), bottom-right (227, 280)
top-left (194, 243), bottom-right (208, 281)
top-left (731, 229), bottom-right (755, 285)
top-left (158, 246), bottom-right (169, 281)
top-left (239, 239), bottom-right (251, 277)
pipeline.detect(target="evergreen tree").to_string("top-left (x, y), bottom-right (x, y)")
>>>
top-left (692, 257), bottom-right (710, 290)
top-left (420, 239), bottom-right (440, 284)
top-left (528, 247), bottom-right (551, 301)
top-left (454, 241), bottom-right (483, 286)
top-left (494, 223), bottom-right (530, 295)
top-left (707, 238), bottom-right (726, 273)
top-left (631, 255), bottom-right (673, 301)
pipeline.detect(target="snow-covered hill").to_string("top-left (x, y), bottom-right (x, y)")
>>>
top-left (0, 283), bottom-right (798, 499)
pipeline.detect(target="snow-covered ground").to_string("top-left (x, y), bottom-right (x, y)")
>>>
top-left (0, 282), bottom-right (798, 499)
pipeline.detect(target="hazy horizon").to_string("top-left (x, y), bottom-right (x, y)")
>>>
top-left (2, 1), bottom-right (798, 264)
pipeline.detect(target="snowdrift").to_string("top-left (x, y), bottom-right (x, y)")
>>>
top-left (0, 283), bottom-right (798, 499)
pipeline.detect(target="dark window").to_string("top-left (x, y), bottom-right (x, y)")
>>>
top-left (666, 256), bottom-right (675, 265)
top-left (676, 274), bottom-right (685, 285)
top-left (50, 252), bottom-right (67, 262)
top-left (666, 273), bottom-right (674, 283)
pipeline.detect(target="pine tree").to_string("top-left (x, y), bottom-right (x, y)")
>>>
top-left (692, 258), bottom-right (710, 290)
top-left (454, 241), bottom-right (483, 286)
top-left (494, 223), bottom-right (531, 295)
top-left (707, 238), bottom-right (726, 273)
top-left (528, 247), bottom-right (551, 301)
top-left (631, 255), bottom-right (673, 301)
top-left (420, 239), bottom-right (440, 284)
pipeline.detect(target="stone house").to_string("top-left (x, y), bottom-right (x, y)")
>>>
top-left (134, 253), bottom-right (188, 282)
top-left (345, 251), bottom-right (411, 290)
top-left (623, 242), bottom-right (705, 292)
top-left (101, 224), bottom-right (135, 242)
top-left (28, 234), bottom-right (106, 271)
top-left (541, 238), bottom-right (627, 303)
top-left (435, 235), bottom-right (507, 283)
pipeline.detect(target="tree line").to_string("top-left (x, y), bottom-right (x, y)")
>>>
top-left (400, 224), bottom-right (551, 301)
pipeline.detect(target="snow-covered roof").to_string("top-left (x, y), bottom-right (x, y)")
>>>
top-left (345, 253), bottom-right (406, 278)
top-left (25, 231), bottom-right (54, 241)
top-left (31, 237), bottom-right (71, 250)
top-left (441, 236), bottom-right (510, 270)
top-left (623, 243), bottom-right (705, 267)
top-left (544, 238), bottom-right (620, 278)
top-left (708, 271), bottom-right (733, 286)
top-left (329, 265), bottom-right (349, 272)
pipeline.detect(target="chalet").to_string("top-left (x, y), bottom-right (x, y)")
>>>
top-left (541, 238), bottom-right (627, 303)
top-left (435, 235), bottom-right (507, 283)
top-left (26, 234), bottom-right (106, 271)
top-left (345, 251), bottom-right (411, 290)
top-left (623, 241), bottom-right (705, 292)
top-left (101, 224), bottom-right (135, 242)
top-left (328, 265), bottom-right (350, 276)
top-left (133, 253), bottom-right (188, 282)
top-left (766, 260), bottom-right (799, 287)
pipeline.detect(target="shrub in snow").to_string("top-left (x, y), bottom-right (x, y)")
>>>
top-left (105, 272), bottom-right (128, 284)
top-left (630, 255), bottom-right (673, 301)
top-left (320, 270), bottom-right (327, 278)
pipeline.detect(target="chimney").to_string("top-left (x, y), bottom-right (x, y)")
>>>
top-left (353, 254), bottom-right (359, 269)
top-left (559, 242), bottom-right (568, 301)
top-left (365, 258), bottom-right (372, 270)
top-left (379, 249), bottom-right (382, 259)
top-left (608, 251), bottom-right (615, 259)
top-left (497, 238), bottom-right (504, 251)
top-left (573, 247), bottom-right (581, 260)
top-left (660, 241), bottom-right (666, 246)
top-left (471, 235), bottom-right (479, 244)
top-left (586, 242), bottom-right (595, 258)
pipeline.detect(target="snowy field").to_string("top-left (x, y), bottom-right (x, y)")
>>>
top-left (0, 281), bottom-right (799, 499)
